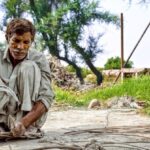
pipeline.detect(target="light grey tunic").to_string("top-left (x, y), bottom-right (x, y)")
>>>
top-left (0, 48), bottom-right (54, 129)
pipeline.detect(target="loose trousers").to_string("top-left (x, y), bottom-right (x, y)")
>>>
top-left (0, 60), bottom-right (47, 129)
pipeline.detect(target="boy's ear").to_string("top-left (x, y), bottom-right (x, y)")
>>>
top-left (5, 35), bottom-right (9, 43)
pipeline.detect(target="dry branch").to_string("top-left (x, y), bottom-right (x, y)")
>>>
top-left (0, 131), bottom-right (43, 140)
top-left (31, 144), bottom-right (82, 150)
top-left (65, 125), bottom-right (150, 135)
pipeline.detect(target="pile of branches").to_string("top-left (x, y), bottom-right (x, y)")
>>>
top-left (46, 55), bottom-right (80, 90)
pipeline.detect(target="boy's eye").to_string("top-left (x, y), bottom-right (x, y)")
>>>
top-left (24, 41), bottom-right (30, 44)
top-left (13, 39), bottom-right (20, 43)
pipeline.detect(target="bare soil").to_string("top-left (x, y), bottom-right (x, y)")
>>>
top-left (1, 107), bottom-right (150, 150)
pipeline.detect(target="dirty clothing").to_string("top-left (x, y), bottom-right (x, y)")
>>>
top-left (0, 48), bottom-right (54, 130)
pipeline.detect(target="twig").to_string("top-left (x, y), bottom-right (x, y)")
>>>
top-left (104, 144), bottom-right (150, 150)
top-left (65, 125), bottom-right (150, 135)
top-left (102, 141), bottom-right (150, 144)
top-left (31, 145), bottom-right (82, 150)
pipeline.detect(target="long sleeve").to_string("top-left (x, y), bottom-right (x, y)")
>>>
top-left (29, 50), bottom-right (55, 110)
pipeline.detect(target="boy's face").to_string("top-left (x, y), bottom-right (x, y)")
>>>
top-left (8, 32), bottom-right (32, 60)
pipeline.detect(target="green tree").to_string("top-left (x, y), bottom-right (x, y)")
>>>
top-left (1, 0), bottom-right (119, 85)
top-left (58, 0), bottom-right (119, 84)
top-left (104, 56), bottom-right (133, 70)
top-left (1, 0), bottom-right (85, 84)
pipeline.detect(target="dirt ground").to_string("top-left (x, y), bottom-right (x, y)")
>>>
top-left (1, 107), bottom-right (150, 150)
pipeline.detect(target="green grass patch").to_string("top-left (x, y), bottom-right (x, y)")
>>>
top-left (53, 86), bottom-right (85, 106)
top-left (54, 76), bottom-right (150, 109)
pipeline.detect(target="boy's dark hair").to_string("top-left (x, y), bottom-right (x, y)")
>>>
top-left (6, 18), bottom-right (36, 42)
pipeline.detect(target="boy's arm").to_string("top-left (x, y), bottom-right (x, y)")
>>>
top-left (11, 101), bottom-right (46, 137)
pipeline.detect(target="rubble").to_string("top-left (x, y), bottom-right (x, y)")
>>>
top-left (87, 96), bottom-right (144, 110)
top-left (106, 96), bottom-right (144, 109)
top-left (46, 55), bottom-right (97, 91)
top-left (46, 55), bottom-right (80, 90)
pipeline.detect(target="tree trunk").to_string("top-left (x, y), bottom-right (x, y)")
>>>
top-left (57, 56), bottom-right (84, 84)
top-left (85, 60), bottom-right (103, 85)
top-left (73, 44), bottom-right (103, 85)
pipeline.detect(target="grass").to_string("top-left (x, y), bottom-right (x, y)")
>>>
top-left (54, 75), bottom-right (150, 109)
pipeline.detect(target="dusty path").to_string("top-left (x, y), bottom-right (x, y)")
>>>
top-left (1, 108), bottom-right (150, 150)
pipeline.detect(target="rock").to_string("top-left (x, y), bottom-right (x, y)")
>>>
top-left (88, 99), bottom-right (100, 109)
top-left (130, 102), bottom-right (142, 109)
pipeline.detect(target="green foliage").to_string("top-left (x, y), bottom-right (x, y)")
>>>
top-left (65, 65), bottom-right (76, 73)
top-left (84, 74), bottom-right (97, 84)
top-left (82, 68), bottom-right (92, 78)
top-left (65, 65), bottom-right (92, 78)
top-left (2, 0), bottom-right (29, 20)
top-left (104, 56), bottom-right (133, 69)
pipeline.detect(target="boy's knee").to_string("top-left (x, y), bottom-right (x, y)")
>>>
top-left (19, 60), bottom-right (40, 76)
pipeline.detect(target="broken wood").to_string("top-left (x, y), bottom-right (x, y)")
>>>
top-left (31, 145), bottom-right (82, 150)
top-left (0, 131), bottom-right (43, 140)
top-left (65, 125), bottom-right (150, 135)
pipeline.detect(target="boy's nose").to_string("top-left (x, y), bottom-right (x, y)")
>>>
top-left (17, 43), bottom-right (24, 49)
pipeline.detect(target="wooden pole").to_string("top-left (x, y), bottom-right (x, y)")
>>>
top-left (114, 21), bottom-right (150, 84)
top-left (121, 13), bottom-right (124, 69)
top-left (120, 13), bottom-right (124, 82)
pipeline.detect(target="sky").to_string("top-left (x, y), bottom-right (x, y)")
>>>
top-left (93, 0), bottom-right (150, 68)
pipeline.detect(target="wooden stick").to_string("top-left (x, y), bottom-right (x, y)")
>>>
top-left (65, 125), bottom-right (150, 135)
top-left (31, 145), bottom-right (82, 150)
top-left (0, 131), bottom-right (43, 140)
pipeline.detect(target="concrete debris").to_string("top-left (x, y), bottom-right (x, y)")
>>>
top-left (106, 96), bottom-right (143, 109)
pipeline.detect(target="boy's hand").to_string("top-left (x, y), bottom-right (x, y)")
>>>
top-left (11, 122), bottom-right (26, 137)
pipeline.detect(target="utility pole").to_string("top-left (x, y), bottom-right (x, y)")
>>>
top-left (121, 13), bottom-right (124, 82)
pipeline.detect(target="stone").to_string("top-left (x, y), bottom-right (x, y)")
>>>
top-left (88, 99), bottom-right (100, 109)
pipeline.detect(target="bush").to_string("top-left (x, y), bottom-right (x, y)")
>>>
top-left (65, 65), bottom-right (92, 78)
top-left (84, 74), bottom-right (97, 83)
top-left (104, 56), bottom-right (133, 69)
top-left (65, 65), bottom-right (76, 73)
top-left (82, 68), bottom-right (92, 78)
